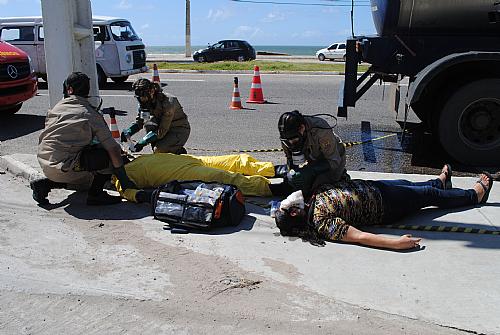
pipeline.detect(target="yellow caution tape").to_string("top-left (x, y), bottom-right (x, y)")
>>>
top-left (187, 131), bottom-right (400, 153)
top-left (372, 224), bottom-right (499, 235)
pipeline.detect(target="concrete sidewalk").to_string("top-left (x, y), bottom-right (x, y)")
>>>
top-left (1, 153), bottom-right (499, 334)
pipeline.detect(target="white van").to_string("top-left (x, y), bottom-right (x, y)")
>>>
top-left (0, 16), bottom-right (148, 85)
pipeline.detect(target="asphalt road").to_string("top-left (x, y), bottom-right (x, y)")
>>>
top-left (0, 72), bottom-right (484, 176)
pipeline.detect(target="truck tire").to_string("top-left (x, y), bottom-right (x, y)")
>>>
top-left (438, 79), bottom-right (500, 166)
top-left (111, 76), bottom-right (128, 83)
top-left (97, 66), bottom-right (107, 87)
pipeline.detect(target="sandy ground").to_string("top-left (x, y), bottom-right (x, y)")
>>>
top-left (0, 170), bottom-right (468, 335)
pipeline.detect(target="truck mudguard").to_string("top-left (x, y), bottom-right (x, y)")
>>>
top-left (408, 51), bottom-right (500, 106)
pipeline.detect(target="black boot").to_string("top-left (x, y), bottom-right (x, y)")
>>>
top-left (273, 164), bottom-right (289, 178)
top-left (175, 147), bottom-right (187, 155)
top-left (135, 189), bottom-right (153, 203)
top-left (30, 178), bottom-right (66, 205)
top-left (86, 174), bottom-right (122, 206)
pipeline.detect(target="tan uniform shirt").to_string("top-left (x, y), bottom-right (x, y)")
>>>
top-left (151, 92), bottom-right (190, 153)
top-left (37, 95), bottom-right (118, 184)
top-left (282, 116), bottom-right (346, 183)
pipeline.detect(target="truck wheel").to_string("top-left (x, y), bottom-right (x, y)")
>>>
top-left (438, 79), bottom-right (500, 166)
top-left (318, 54), bottom-right (325, 61)
top-left (111, 76), bottom-right (129, 83)
top-left (97, 67), bottom-right (107, 87)
top-left (0, 103), bottom-right (23, 116)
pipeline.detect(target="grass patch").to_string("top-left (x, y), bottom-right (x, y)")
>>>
top-left (151, 60), bottom-right (369, 73)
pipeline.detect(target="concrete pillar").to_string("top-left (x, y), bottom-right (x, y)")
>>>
top-left (185, 0), bottom-right (191, 58)
top-left (41, 0), bottom-right (98, 108)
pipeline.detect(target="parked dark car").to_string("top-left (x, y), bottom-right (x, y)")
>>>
top-left (193, 40), bottom-right (256, 63)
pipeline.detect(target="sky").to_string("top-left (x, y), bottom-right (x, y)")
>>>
top-left (0, 0), bottom-right (376, 46)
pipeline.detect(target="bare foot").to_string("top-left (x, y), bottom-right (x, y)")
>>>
top-left (438, 164), bottom-right (451, 188)
top-left (473, 173), bottom-right (489, 203)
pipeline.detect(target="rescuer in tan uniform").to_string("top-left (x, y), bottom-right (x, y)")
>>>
top-left (275, 110), bottom-right (349, 197)
top-left (121, 78), bottom-right (190, 154)
top-left (31, 72), bottom-right (136, 206)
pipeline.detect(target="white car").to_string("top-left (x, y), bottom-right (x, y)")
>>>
top-left (316, 42), bottom-right (346, 61)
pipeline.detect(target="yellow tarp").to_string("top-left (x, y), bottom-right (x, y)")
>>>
top-left (115, 153), bottom-right (274, 202)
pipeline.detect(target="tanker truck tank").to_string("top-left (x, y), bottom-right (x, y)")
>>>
top-left (371, 0), bottom-right (500, 36)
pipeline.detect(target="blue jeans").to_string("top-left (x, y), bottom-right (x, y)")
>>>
top-left (372, 178), bottom-right (478, 223)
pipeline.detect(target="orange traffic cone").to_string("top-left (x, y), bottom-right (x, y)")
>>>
top-left (247, 65), bottom-right (266, 104)
top-left (107, 108), bottom-right (121, 143)
top-left (230, 77), bottom-right (243, 110)
top-left (152, 63), bottom-right (160, 85)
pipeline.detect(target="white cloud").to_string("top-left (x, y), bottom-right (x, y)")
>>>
top-left (232, 25), bottom-right (262, 39)
top-left (207, 8), bottom-right (232, 22)
top-left (0, 0), bottom-right (8, 4)
top-left (117, 0), bottom-right (132, 9)
top-left (262, 11), bottom-right (285, 23)
top-left (140, 23), bottom-right (150, 30)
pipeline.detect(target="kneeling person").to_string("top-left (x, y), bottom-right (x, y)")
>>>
top-left (121, 78), bottom-right (190, 154)
top-left (31, 72), bottom-right (136, 206)
top-left (276, 110), bottom-right (349, 197)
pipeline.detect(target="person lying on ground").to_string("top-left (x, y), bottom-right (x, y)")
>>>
top-left (275, 165), bottom-right (494, 250)
top-left (114, 153), bottom-right (287, 203)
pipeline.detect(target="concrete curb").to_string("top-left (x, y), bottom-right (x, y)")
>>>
top-left (0, 154), bottom-right (43, 182)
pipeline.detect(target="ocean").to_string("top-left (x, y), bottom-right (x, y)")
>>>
top-left (146, 45), bottom-right (324, 56)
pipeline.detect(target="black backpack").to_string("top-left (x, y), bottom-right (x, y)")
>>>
top-left (151, 180), bottom-right (246, 230)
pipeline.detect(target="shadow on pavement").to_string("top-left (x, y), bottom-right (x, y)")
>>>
top-left (99, 81), bottom-right (133, 91)
top-left (0, 114), bottom-right (45, 141)
top-left (38, 192), bottom-right (150, 220)
top-left (366, 205), bottom-right (500, 250)
top-left (163, 215), bottom-right (257, 236)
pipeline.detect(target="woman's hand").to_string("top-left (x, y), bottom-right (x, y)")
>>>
top-left (394, 234), bottom-right (421, 250)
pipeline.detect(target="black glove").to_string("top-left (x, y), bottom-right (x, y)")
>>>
top-left (113, 165), bottom-right (137, 191)
top-left (131, 142), bottom-right (145, 153)
top-left (120, 131), bottom-right (129, 143)
top-left (288, 166), bottom-right (316, 190)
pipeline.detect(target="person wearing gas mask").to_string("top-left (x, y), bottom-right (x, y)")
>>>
top-left (276, 110), bottom-right (349, 197)
top-left (31, 72), bottom-right (136, 206)
top-left (121, 78), bottom-right (190, 154)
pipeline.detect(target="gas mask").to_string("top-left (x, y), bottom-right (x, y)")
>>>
top-left (280, 134), bottom-right (306, 167)
top-left (134, 87), bottom-right (155, 112)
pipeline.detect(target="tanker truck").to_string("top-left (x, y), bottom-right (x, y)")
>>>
top-left (338, 0), bottom-right (500, 166)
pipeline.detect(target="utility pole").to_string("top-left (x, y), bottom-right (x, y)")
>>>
top-left (41, 0), bottom-right (98, 108)
top-left (185, 0), bottom-right (191, 58)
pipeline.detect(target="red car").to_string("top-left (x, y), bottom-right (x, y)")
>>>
top-left (0, 40), bottom-right (37, 115)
